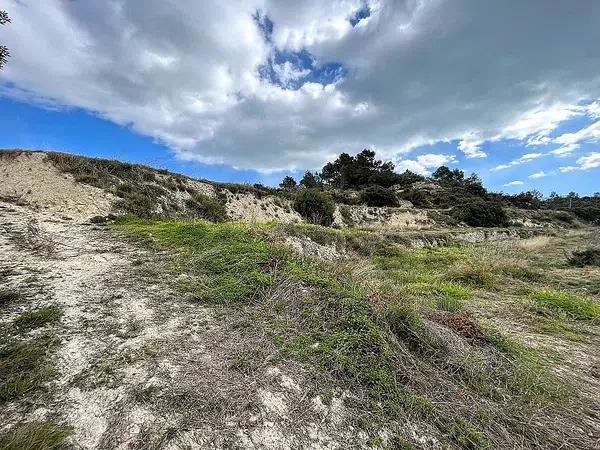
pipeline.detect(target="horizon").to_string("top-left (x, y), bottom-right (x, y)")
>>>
top-left (1, 2), bottom-right (600, 195)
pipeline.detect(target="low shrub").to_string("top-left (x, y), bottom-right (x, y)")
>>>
top-left (360, 186), bottom-right (399, 207)
top-left (185, 194), bottom-right (228, 222)
top-left (567, 247), bottom-right (600, 267)
top-left (452, 199), bottom-right (508, 228)
top-left (293, 189), bottom-right (335, 226)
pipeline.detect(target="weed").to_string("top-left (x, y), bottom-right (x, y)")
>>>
top-left (531, 289), bottom-right (600, 320)
top-left (0, 421), bottom-right (72, 450)
top-left (14, 305), bottom-right (61, 331)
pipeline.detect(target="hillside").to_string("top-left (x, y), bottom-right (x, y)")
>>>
top-left (0, 150), bottom-right (599, 450)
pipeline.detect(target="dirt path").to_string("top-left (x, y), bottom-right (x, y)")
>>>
top-left (0, 201), bottom-right (364, 450)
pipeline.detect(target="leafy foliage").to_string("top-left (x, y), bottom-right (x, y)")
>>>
top-left (452, 199), bottom-right (508, 227)
top-left (293, 189), bottom-right (335, 226)
top-left (279, 176), bottom-right (297, 190)
top-left (360, 186), bottom-right (399, 207)
top-left (320, 149), bottom-right (402, 189)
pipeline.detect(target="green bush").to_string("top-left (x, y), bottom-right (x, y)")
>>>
top-left (360, 186), bottom-right (399, 207)
top-left (452, 199), bottom-right (508, 227)
top-left (293, 189), bottom-right (335, 226)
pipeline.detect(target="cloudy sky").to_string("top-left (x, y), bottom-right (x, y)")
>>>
top-left (1, 0), bottom-right (600, 194)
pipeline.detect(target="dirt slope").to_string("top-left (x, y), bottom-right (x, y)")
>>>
top-left (0, 201), bottom-right (372, 449)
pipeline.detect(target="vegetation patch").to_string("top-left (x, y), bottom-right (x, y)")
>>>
top-left (567, 247), bottom-right (600, 267)
top-left (0, 421), bottom-right (72, 450)
top-left (293, 189), bottom-right (335, 226)
top-left (0, 289), bottom-right (20, 306)
top-left (0, 335), bottom-right (56, 403)
top-left (14, 305), bottom-right (62, 331)
top-left (531, 289), bottom-right (600, 320)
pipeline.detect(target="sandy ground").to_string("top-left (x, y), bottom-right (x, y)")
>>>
top-left (0, 201), bottom-right (370, 450)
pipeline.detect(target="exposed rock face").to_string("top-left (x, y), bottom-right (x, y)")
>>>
top-left (334, 205), bottom-right (433, 229)
top-left (0, 152), bottom-right (114, 219)
top-left (225, 192), bottom-right (302, 223)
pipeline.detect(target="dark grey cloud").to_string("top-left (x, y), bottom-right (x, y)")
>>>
top-left (1, 0), bottom-right (600, 171)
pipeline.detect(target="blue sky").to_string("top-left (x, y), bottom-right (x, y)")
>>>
top-left (1, 1), bottom-right (600, 195)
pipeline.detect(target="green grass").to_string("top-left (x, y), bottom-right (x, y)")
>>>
top-left (531, 289), bottom-right (600, 320)
top-left (0, 336), bottom-right (56, 403)
top-left (0, 421), bottom-right (72, 450)
top-left (115, 218), bottom-right (581, 448)
top-left (14, 305), bottom-right (62, 331)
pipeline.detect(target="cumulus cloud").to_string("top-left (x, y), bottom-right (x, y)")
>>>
top-left (395, 153), bottom-right (456, 175)
top-left (503, 180), bottom-right (524, 187)
top-left (2, 1), bottom-right (600, 171)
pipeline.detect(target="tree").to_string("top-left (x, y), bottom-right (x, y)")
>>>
top-left (432, 166), bottom-right (465, 185)
top-left (279, 176), bottom-right (297, 190)
top-left (0, 11), bottom-right (9, 70)
top-left (319, 149), bottom-right (400, 189)
top-left (360, 186), bottom-right (399, 207)
top-left (395, 170), bottom-right (425, 187)
top-left (299, 171), bottom-right (320, 189)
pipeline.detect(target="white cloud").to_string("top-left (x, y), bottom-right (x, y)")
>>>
top-left (550, 144), bottom-right (580, 157)
top-left (577, 152), bottom-right (600, 170)
top-left (560, 166), bottom-right (578, 173)
top-left (395, 153), bottom-right (456, 175)
top-left (457, 138), bottom-right (487, 158)
top-left (529, 171), bottom-right (548, 179)
top-left (503, 180), bottom-right (524, 187)
top-left (554, 120), bottom-right (600, 146)
top-left (558, 152), bottom-right (600, 172)
top-left (1, 1), bottom-right (600, 171)
top-left (272, 61), bottom-right (310, 87)
top-left (492, 152), bottom-right (544, 171)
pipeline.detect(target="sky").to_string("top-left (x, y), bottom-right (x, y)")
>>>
top-left (1, 0), bottom-right (600, 195)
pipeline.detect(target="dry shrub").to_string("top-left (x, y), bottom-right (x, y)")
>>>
top-left (517, 236), bottom-right (551, 252)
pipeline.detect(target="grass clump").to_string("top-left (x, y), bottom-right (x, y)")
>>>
top-left (0, 336), bottom-right (56, 403)
top-left (567, 247), bottom-right (600, 267)
top-left (435, 296), bottom-right (463, 312)
top-left (0, 421), bottom-right (72, 450)
top-left (0, 289), bottom-right (20, 306)
top-left (531, 289), bottom-right (600, 320)
top-left (14, 305), bottom-right (61, 331)
top-left (446, 262), bottom-right (497, 289)
top-left (385, 303), bottom-right (438, 354)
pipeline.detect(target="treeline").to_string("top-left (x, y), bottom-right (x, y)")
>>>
top-left (279, 149), bottom-right (600, 227)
